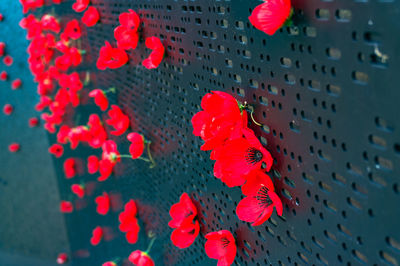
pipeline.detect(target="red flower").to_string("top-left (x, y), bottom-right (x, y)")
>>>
top-left (236, 171), bottom-right (282, 226)
top-left (89, 89), bottom-right (108, 111)
top-left (169, 193), bottom-right (200, 248)
top-left (127, 133), bottom-right (145, 159)
top-left (106, 105), bottom-right (130, 136)
top-left (0, 71), bottom-right (8, 80)
top-left (41, 14), bottom-right (61, 33)
top-left (102, 262), bottom-right (116, 266)
top-left (3, 104), bottom-right (13, 115)
top-left (20, 0), bottom-right (44, 13)
top-left (98, 140), bottom-right (120, 181)
top-left (3, 55), bottom-right (13, 66)
top-left (49, 143), bottom-right (64, 158)
top-left (72, 0), bottom-right (89, 12)
top-left (129, 250), bottom-right (155, 266)
top-left (119, 199), bottom-right (140, 244)
top-left (57, 125), bottom-right (71, 144)
top-left (87, 155), bottom-right (99, 174)
top-left (0, 14), bottom-right (3, 22)
top-left (63, 158), bottom-right (77, 178)
top-left (29, 117), bottom-right (39, 127)
top-left (56, 253), bottom-right (68, 264)
top-left (35, 96), bottom-right (52, 111)
top-left (95, 192), bottom-right (110, 215)
top-left (71, 184), bottom-right (85, 198)
top-left (205, 230), bottom-right (237, 266)
top-left (249, 0), bottom-right (292, 36)
top-left (114, 25), bottom-right (139, 50)
top-left (82, 6), bottom-right (100, 27)
top-left (169, 193), bottom-right (197, 228)
top-left (8, 143), bottom-right (20, 153)
top-left (0, 42), bottom-right (5, 56)
top-left (192, 91), bottom-right (243, 151)
top-left (61, 19), bottom-right (81, 41)
top-left (142, 37), bottom-right (165, 69)
top-left (60, 200), bottom-right (73, 213)
top-left (212, 128), bottom-right (273, 187)
top-left (114, 9), bottom-right (140, 50)
top-left (96, 41), bottom-right (128, 70)
top-left (87, 114), bottom-right (107, 148)
top-left (90, 226), bottom-right (104, 246)
top-left (11, 79), bottom-right (22, 90)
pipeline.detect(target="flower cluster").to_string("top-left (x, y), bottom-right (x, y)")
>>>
top-left (168, 193), bottom-right (200, 248)
top-left (97, 9), bottom-right (165, 70)
top-left (192, 91), bottom-right (283, 227)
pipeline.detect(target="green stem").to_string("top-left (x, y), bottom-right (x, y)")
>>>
top-left (118, 154), bottom-right (132, 158)
top-left (145, 237), bottom-right (156, 254)
top-left (146, 142), bottom-right (156, 168)
top-left (137, 157), bottom-right (151, 163)
top-left (103, 87), bottom-right (116, 94)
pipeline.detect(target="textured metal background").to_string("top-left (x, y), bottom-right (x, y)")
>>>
top-left (9, 0), bottom-right (400, 265)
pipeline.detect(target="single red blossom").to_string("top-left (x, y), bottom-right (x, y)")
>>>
top-left (98, 140), bottom-right (120, 181)
top-left (87, 114), bottom-right (108, 148)
top-left (57, 125), bottom-right (71, 144)
top-left (95, 192), bottom-right (110, 215)
top-left (192, 91), bottom-right (243, 151)
top-left (3, 55), bottom-right (13, 66)
top-left (0, 71), bottom-right (7, 80)
top-left (63, 158), bottom-right (77, 178)
top-left (127, 133), bottom-right (145, 159)
top-left (212, 128), bottom-right (273, 187)
top-left (169, 193), bottom-right (200, 248)
top-left (61, 19), bottom-right (81, 41)
top-left (90, 226), bottom-right (104, 246)
top-left (102, 262), bottom-right (117, 266)
top-left (119, 9), bottom-right (140, 28)
top-left (236, 172), bottom-right (282, 226)
top-left (205, 230), bottom-right (237, 266)
top-left (20, 0), bottom-right (44, 13)
top-left (106, 105), bottom-right (130, 136)
top-left (89, 89), bottom-right (108, 111)
top-left (52, 0), bottom-right (63, 4)
top-left (41, 14), bottom-right (61, 33)
top-left (8, 143), bottom-right (20, 153)
top-left (0, 14), bottom-right (3, 22)
top-left (35, 96), bottom-right (52, 111)
top-left (119, 199), bottom-right (140, 244)
top-left (56, 253), bottom-right (68, 264)
top-left (49, 143), bottom-right (64, 158)
top-left (72, 0), bottom-right (89, 13)
top-left (82, 6), bottom-right (100, 27)
top-left (3, 104), bottom-right (13, 115)
top-left (142, 37), bottom-right (165, 69)
top-left (171, 220), bottom-right (200, 249)
top-left (129, 250), bottom-right (155, 266)
top-left (87, 155), bottom-right (99, 174)
top-left (0, 42), bottom-right (5, 56)
top-left (96, 41), bottom-right (128, 70)
top-left (60, 200), bottom-right (73, 213)
top-left (114, 25), bottom-right (139, 50)
top-left (249, 0), bottom-right (292, 36)
top-left (68, 126), bottom-right (91, 149)
top-left (19, 14), bottom-right (42, 39)
top-left (71, 184), bottom-right (85, 198)
top-left (11, 79), bottom-right (22, 90)
top-left (169, 193), bottom-right (197, 229)
top-left (29, 117), bottom-right (39, 127)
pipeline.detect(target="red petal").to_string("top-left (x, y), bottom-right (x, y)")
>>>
top-left (171, 220), bottom-right (200, 248)
top-left (249, 0), bottom-right (291, 36)
top-left (236, 196), bottom-right (262, 224)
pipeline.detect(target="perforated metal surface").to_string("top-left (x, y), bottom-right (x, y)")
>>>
top-left (32, 0), bottom-right (400, 265)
